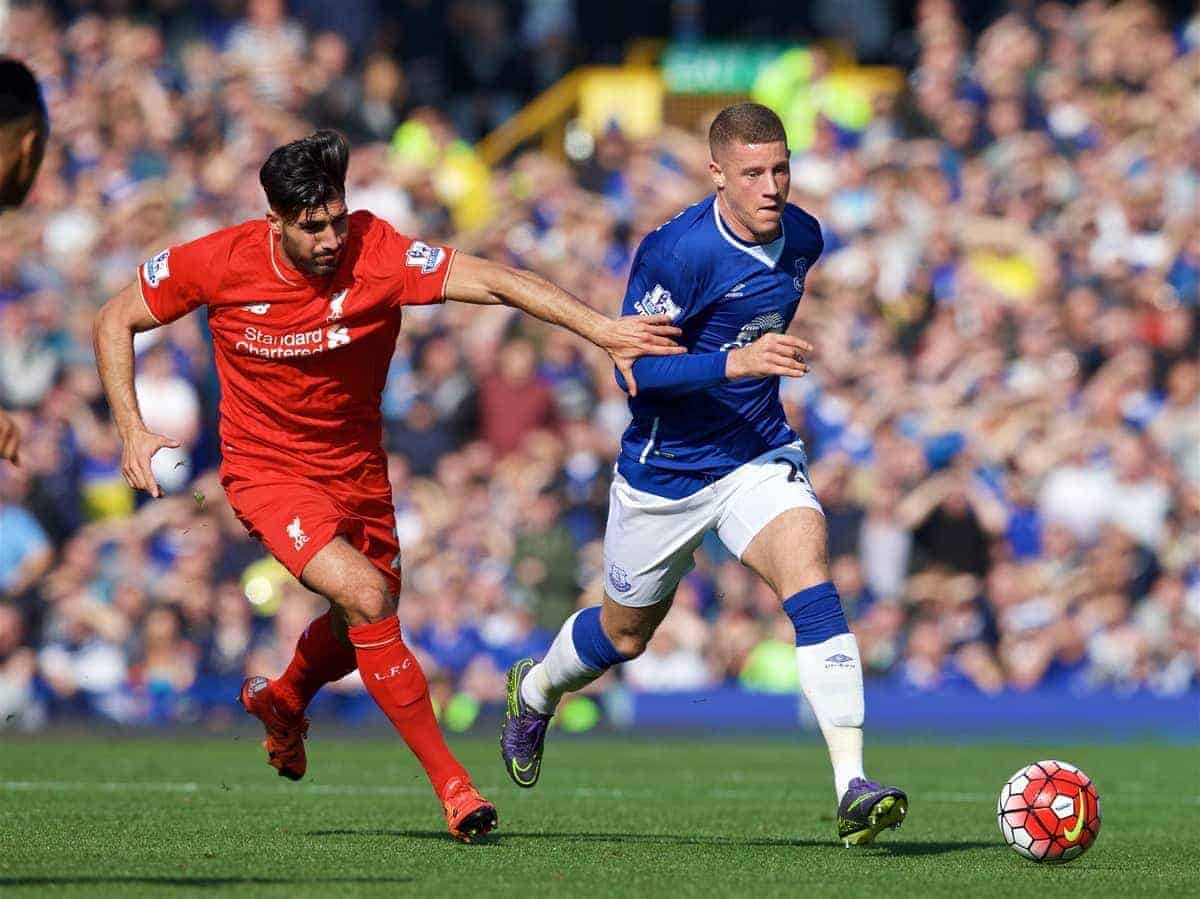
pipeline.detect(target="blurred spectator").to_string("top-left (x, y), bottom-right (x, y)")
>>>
top-left (224, 0), bottom-right (307, 105)
top-left (134, 343), bottom-right (201, 493)
top-left (479, 338), bottom-right (558, 456)
top-left (1, 471), bottom-right (53, 598)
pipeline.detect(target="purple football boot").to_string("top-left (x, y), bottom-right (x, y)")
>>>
top-left (501, 658), bottom-right (552, 788)
top-left (837, 777), bottom-right (908, 846)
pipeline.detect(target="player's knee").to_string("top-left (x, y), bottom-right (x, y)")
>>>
top-left (608, 629), bottom-right (651, 660)
top-left (334, 571), bottom-right (396, 623)
top-left (356, 590), bottom-right (397, 623)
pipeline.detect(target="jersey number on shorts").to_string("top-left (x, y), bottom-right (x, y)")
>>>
top-left (773, 457), bottom-right (806, 484)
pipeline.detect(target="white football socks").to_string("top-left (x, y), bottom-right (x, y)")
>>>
top-left (794, 632), bottom-right (866, 799)
top-left (520, 610), bottom-right (604, 715)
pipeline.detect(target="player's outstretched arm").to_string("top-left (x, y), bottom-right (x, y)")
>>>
top-left (92, 282), bottom-right (181, 498)
top-left (613, 332), bottom-right (813, 397)
top-left (441, 252), bottom-right (684, 396)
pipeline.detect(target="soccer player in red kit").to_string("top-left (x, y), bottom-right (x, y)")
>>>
top-left (91, 130), bottom-right (681, 841)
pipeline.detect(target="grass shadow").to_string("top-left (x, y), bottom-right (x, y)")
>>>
top-left (0, 876), bottom-right (413, 888)
top-left (307, 828), bottom-right (993, 855)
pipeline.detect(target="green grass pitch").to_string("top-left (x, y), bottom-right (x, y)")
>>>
top-left (1, 733), bottom-right (1195, 897)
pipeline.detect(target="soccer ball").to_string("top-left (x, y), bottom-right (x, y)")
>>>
top-left (997, 760), bottom-right (1101, 863)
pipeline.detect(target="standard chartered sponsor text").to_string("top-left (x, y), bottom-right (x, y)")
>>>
top-left (236, 325), bottom-right (350, 357)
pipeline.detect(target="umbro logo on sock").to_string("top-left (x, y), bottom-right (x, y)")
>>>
top-left (824, 653), bottom-right (856, 668)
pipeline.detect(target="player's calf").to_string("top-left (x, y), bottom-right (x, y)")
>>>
top-left (501, 605), bottom-right (636, 788)
top-left (516, 606), bottom-right (632, 715)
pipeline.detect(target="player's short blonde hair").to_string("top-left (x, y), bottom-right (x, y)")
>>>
top-left (709, 103), bottom-right (788, 158)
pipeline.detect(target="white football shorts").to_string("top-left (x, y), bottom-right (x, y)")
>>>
top-left (602, 440), bottom-right (824, 607)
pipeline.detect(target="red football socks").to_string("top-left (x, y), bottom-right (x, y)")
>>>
top-left (348, 615), bottom-right (469, 796)
top-left (273, 610), bottom-right (358, 719)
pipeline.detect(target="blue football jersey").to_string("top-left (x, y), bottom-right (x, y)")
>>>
top-left (617, 196), bottom-right (823, 496)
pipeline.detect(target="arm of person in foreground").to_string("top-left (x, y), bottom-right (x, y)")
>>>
top-left (441, 252), bottom-right (684, 396)
top-left (612, 331), bottom-right (814, 397)
top-left (91, 282), bottom-right (179, 498)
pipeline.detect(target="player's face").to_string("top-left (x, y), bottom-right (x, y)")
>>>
top-left (271, 197), bottom-right (349, 276)
top-left (710, 140), bottom-right (790, 240)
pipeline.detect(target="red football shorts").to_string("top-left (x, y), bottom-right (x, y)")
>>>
top-left (221, 468), bottom-right (401, 595)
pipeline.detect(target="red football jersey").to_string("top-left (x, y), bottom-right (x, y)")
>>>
top-left (137, 211), bottom-right (453, 487)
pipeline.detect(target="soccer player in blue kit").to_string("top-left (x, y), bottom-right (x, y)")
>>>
top-left (501, 103), bottom-right (908, 846)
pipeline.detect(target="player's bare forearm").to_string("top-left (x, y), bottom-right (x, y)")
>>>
top-left (92, 283), bottom-right (155, 436)
top-left (93, 283), bottom-right (181, 498)
top-left (442, 252), bottom-right (683, 395)
top-left (444, 253), bottom-right (608, 342)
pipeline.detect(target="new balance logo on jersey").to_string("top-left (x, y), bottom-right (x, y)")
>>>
top-left (406, 241), bottom-right (445, 274)
top-left (326, 289), bottom-right (348, 321)
top-left (724, 282), bottom-right (747, 298)
top-left (286, 517), bottom-right (310, 551)
top-left (635, 284), bottom-right (682, 320)
top-left (326, 325), bottom-right (350, 349)
top-left (143, 249), bottom-right (170, 287)
top-left (373, 659), bottom-right (413, 681)
top-left (243, 303), bottom-right (271, 315)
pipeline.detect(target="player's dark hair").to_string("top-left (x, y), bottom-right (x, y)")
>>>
top-left (709, 103), bottom-right (787, 156)
top-left (0, 57), bottom-right (48, 130)
top-left (259, 129), bottom-right (350, 223)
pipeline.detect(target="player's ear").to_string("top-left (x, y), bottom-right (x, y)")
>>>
top-left (265, 208), bottom-right (282, 236)
top-left (709, 159), bottom-right (725, 190)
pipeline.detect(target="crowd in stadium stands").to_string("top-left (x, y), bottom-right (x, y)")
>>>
top-left (1, 0), bottom-right (1197, 729)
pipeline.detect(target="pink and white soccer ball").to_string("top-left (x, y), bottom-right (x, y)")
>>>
top-left (997, 760), bottom-right (1101, 863)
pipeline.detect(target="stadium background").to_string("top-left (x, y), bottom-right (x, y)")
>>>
top-left (0, 0), bottom-right (1197, 741)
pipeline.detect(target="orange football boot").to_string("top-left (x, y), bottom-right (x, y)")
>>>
top-left (239, 675), bottom-right (309, 781)
top-left (441, 777), bottom-right (498, 842)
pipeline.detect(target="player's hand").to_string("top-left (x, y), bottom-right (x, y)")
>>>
top-left (0, 410), bottom-right (20, 464)
top-left (725, 333), bottom-right (814, 380)
top-left (120, 427), bottom-right (181, 498)
top-left (597, 314), bottom-right (684, 397)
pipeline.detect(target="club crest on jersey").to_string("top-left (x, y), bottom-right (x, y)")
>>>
top-left (243, 303), bottom-right (271, 315)
top-left (286, 517), bottom-right (310, 551)
top-left (144, 249), bottom-right (170, 288)
top-left (326, 288), bottom-right (348, 321)
top-left (405, 241), bottom-right (445, 275)
top-left (608, 563), bottom-right (632, 593)
top-left (793, 257), bottom-right (809, 294)
top-left (635, 284), bottom-right (682, 320)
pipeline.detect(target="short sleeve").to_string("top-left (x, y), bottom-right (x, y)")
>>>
top-left (367, 216), bottom-right (455, 307)
top-left (621, 238), bottom-right (694, 323)
top-left (137, 229), bottom-right (233, 324)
